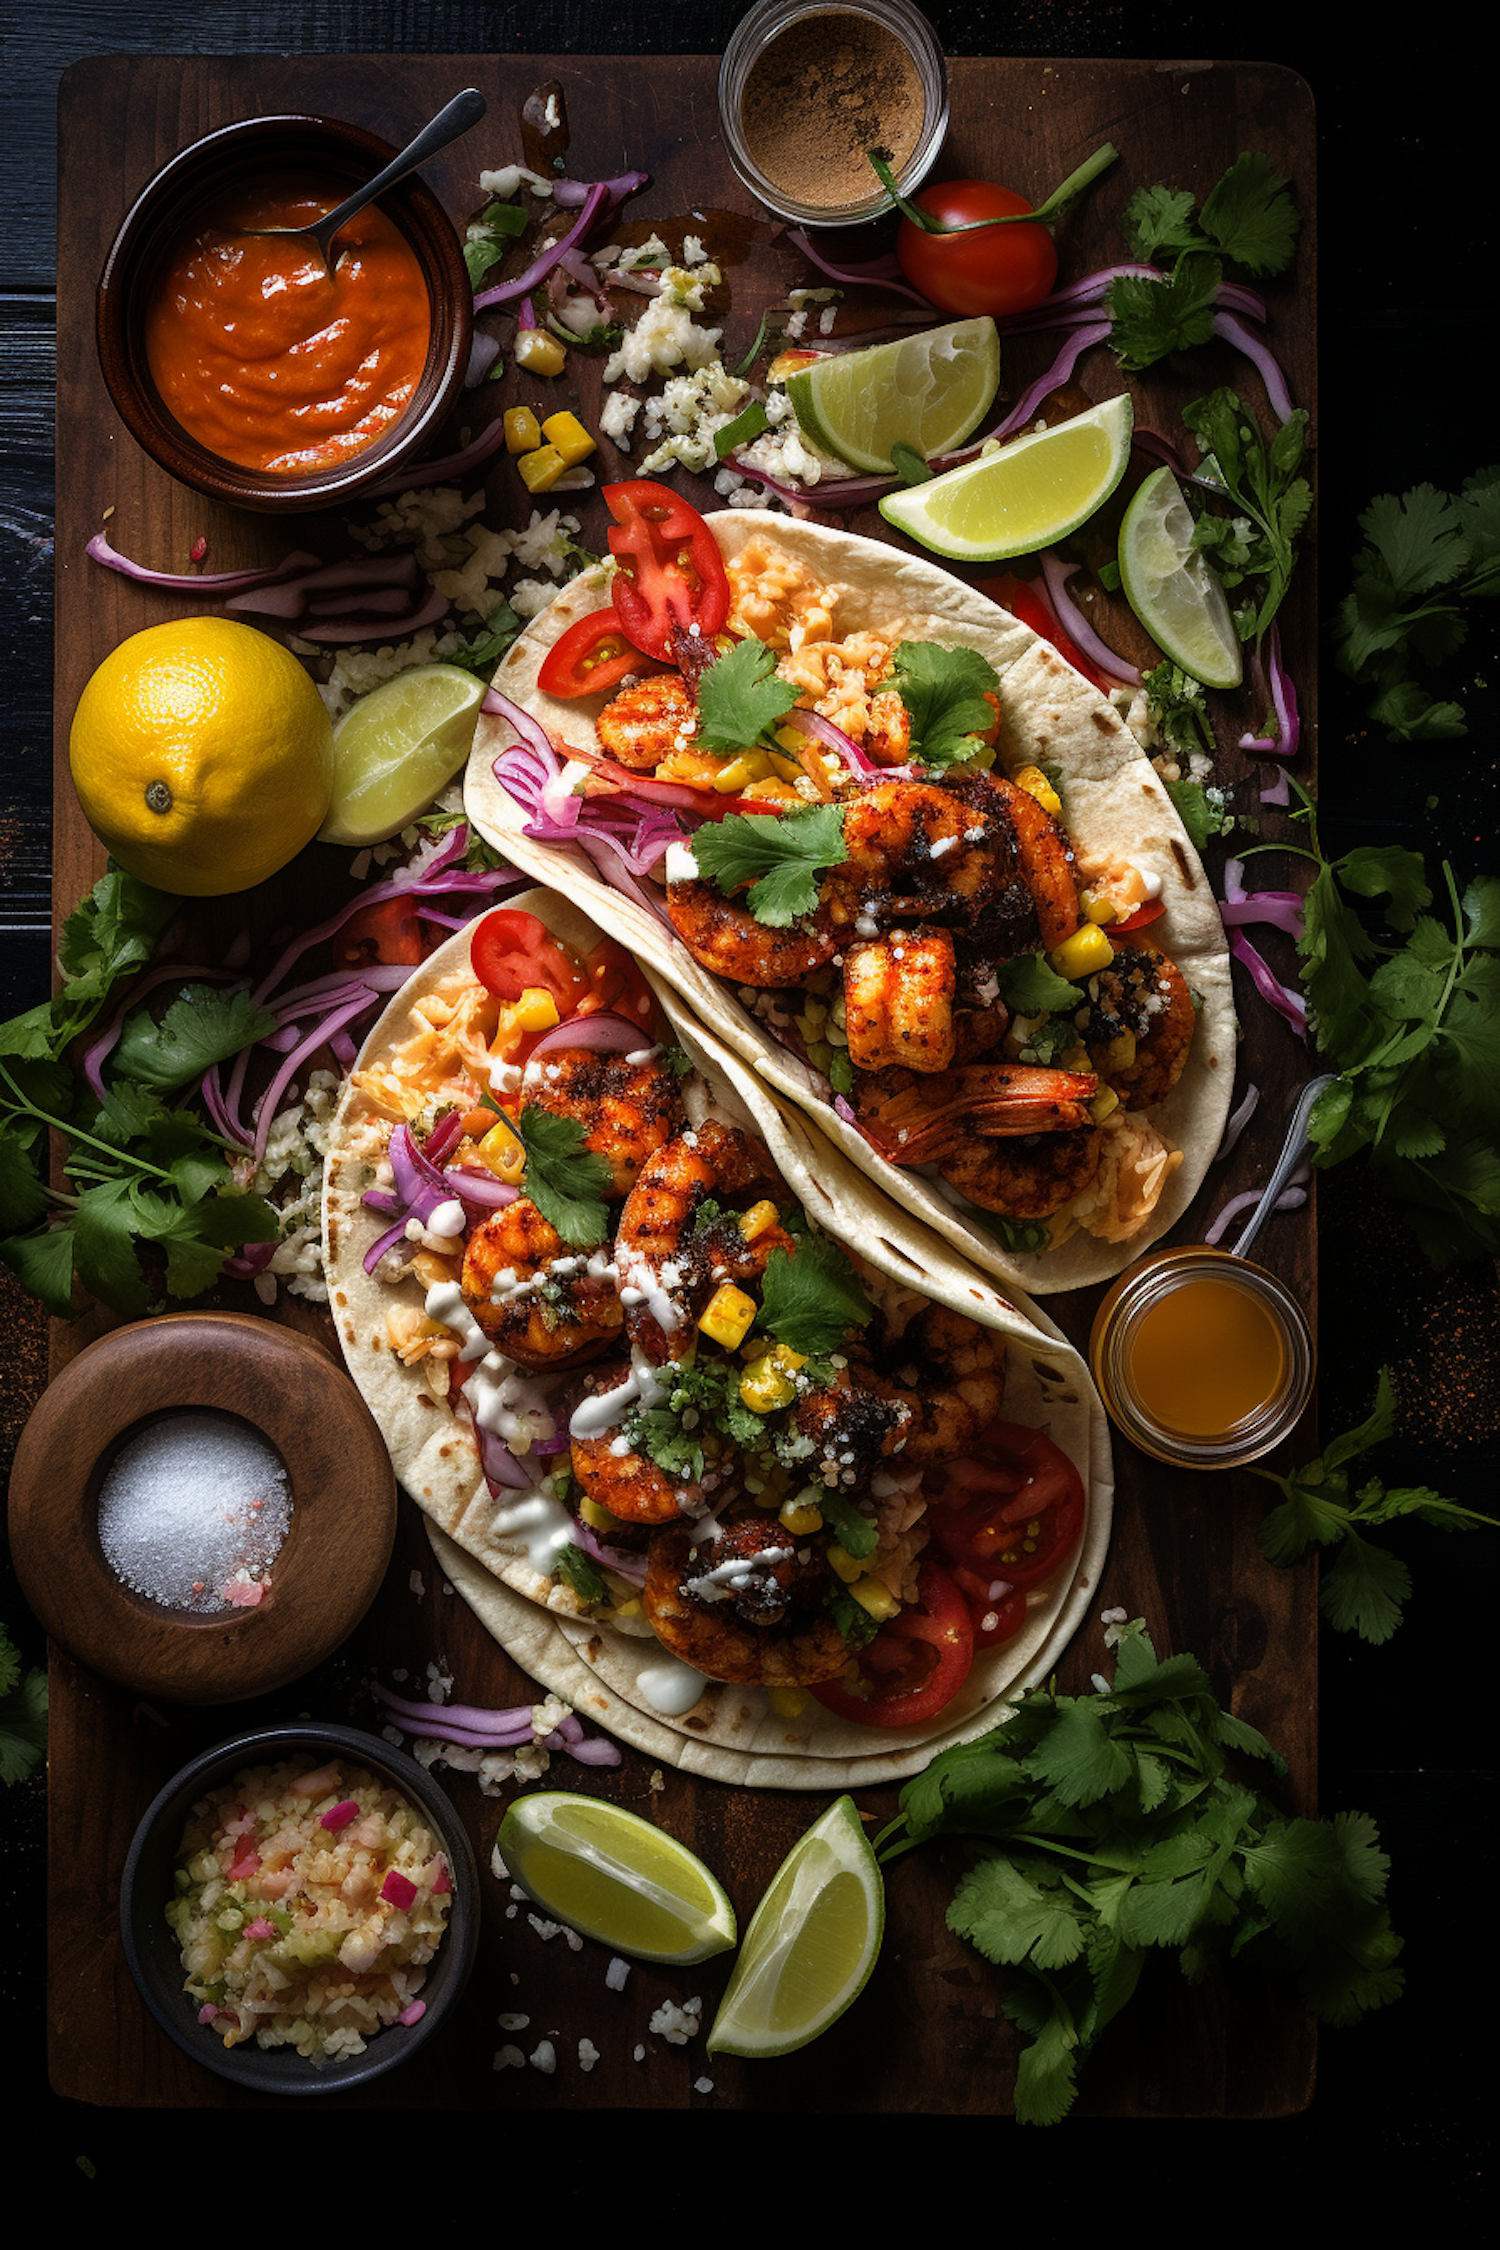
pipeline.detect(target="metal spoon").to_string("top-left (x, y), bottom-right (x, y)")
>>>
top-left (246, 87), bottom-right (488, 272)
top-left (1228, 1072), bottom-right (1338, 1260)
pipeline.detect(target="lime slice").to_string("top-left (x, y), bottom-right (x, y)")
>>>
top-left (317, 663), bottom-right (486, 847)
top-left (878, 393), bottom-right (1134, 562)
top-left (1118, 464), bottom-right (1244, 690)
top-left (497, 1791), bottom-right (736, 1965)
top-left (705, 1795), bottom-right (883, 2058)
top-left (787, 318), bottom-right (1000, 475)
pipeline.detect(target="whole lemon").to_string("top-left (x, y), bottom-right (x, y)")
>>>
top-left (68, 617), bottom-right (335, 895)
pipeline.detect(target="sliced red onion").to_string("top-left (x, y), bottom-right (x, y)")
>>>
top-left (781, 704), bottom-right (881, 781)
top-left (1238, 624), bottom-right (1301, 758)
top-left (475, 1417), bottom-right (536, 1493)
top-left (608, 267), bottom-right (663, 299)
top-left (85, 532), bottom-right (319, 592)
top-left (525, 1010), bottom-right (656, 1065)
top-left (250, 990), bottom-right (378, 1168)
top-left (224, 581), bottom-right (316, 621)
top-left (724, 451), bottom-right (897, 511)
top-left (784, 227), bottom-right (935, 308)
top-left (1260, 766), bottom-right (1291, 807)
top-left (362, 1215), bottom-right (414, 1274)
top-left (552, 170), bottom-right (649, 212)
top-left (200, 1065), bottom-right (236, 1142)
top-left (482, 686), bottom-right (564, 765)
top-left (361, 418), bottom-right (509, 499)
top-left (81, 960), bottom-right (219, 1100)
top-left (1228, 929), bottom-right (1307, 1036)
top-left (1215, 1081), bottom-right (1261, 1160)
top-left (465, 331), bottom-right (504, 387)
top-left (264, 961), bottom-right (414, 1010)
top-left (1039, 553), bottom-right (1140, 685)
top-left (1212, 310), bottom-right (1296, 423)
top-left (290, 585), bottom-right (451, 643)
top-left (474, 181), bottom-right (610, 312)
top-left (559, 1734), bottom-right (623, 1767)
top-left (442, 1165), bottom-right (520, 1211)
top-left (371, 1681), bottom-right (537, 1732)
top-left (1219, 890), bottom-right (1305, 938)
top-left (1203, 1173), bottom-right (1308, 1248)
top-left (970, 320), bottom-right (1112, 449)
top-left (304, 585), bottom-right (419, 619)
top-left (530, 1428), bottom-right (570, 1455)
top-left (833, 1093), bottom-right (860, 1126)
top-left (222, 1239), bottom-right (277, 1280)
top-left (569, 1516), bottom-right (649, 1584)
top-left (1131, 426), bottom-right (1189, 474)
top-left (362, 1187), bottom-right (402, 1218)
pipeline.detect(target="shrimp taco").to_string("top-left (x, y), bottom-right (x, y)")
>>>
top-left (462, 498), bottom-right (1236, 1296)
top-left (322, 887), bottom-right (1111, 1786)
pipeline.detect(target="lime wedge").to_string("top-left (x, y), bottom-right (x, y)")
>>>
top-left (705, 1795), bottom-right (883, 2058)
top-left (497, 1791), bottom-right (736, 1965)
top-left (878, 394), bottom-right (1134, 562)
top-left (787, 318), bottom-right (1000, 475)
top-left (1118, 464), bottom-right (1244, 690)
top-left (317, 663), bottom-right (486, 846)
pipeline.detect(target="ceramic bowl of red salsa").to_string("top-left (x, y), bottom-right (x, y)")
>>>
top-left (97, 112), bottom-right (473, 513)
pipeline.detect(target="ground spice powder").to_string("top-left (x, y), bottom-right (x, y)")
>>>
top-left (740, 9), bottom-right (925, 210)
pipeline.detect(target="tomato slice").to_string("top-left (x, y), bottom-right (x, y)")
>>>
top-left (809, 1560), bottom-right (975, 1728)
top-left (1109, 899), bottom-right (1167, 935)
top-left (578, 936), bottom-right (656, 1032)
top-left (536, 608), bottom-right (668, 700)
top-left (604, 479), bottom-right (731, 660)
top-left (470, 909), bottom-right (590, 1011)
top-left (975, 574), bottom-right (1118, 697)
top-left (947, 1564), bottom-right (1029, 1647)
top-left (927, 1420), bottom-right (1085, 1593)
top-left (334, 897), bottom-right (428, 969)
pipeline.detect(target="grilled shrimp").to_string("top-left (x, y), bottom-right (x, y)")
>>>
top-left (843, 926), bottom-right (956, 1074)
top-left (643, 1516), bottom-right (851, 1686)
top-left (939, 767), bottom-right (1079, 951)
top-left (666, 876), bottom-right (839, 988)
top-left (570, 1364), bottom-right (697, 1525)
top-left (824, 781), bottom-right (999, 931)
top-left (595, 673), bottom-right (698, 771)
top-left (460, 1199), bottom-right (622, 1367)
top-left (853, 1062), bottom-right (1098, 1165)
top-left (937, 1127), bottom-right (1103, 1220)
top-left (614, 1120), bottom-right (796, 1362)
top-left (1078, 941), bottom-right (1196, 1110)
top-left (793, 1364), bottom-right (912, 1489)
top-left (523, 1043), bottom-right (685, 1196)
top-left (863, 1303), bottom-right (1007, 1463)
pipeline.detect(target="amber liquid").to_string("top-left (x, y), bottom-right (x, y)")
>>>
top-left (1126, 1276), bottom-right (1287, 1439)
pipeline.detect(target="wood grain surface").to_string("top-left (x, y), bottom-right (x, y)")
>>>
top-left (48, 49), bottom-right (1318, 2115)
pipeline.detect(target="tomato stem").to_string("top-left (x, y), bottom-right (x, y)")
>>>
top-left (866, 143), bottom-right (1118, 237)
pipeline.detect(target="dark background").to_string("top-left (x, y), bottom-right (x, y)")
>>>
top-left (1, 0), bottom-right (1494, 2212)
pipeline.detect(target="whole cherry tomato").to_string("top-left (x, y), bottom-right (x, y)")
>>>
top-left (897, 181), bottom-right (1058, 318)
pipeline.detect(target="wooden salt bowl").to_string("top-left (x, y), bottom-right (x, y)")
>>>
top-left (8, 1312), bottom-right (396, 1702)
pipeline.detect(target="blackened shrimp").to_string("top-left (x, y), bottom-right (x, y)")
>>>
top-left (853, 1062), bottom-right (1098, 1165)
top-left (570, 1364), bottom-right (697, 1525)
top-left (793, 1363), bottom-right (912, 1489)
top-left (843, 926), bottom-right (956, 1074)
top-left (666, 876), bottom-right (838, 988)
top-left (595, 674), bottom-right (698, 771)
top-left (614, 1121), bottom-right (796, 1362)
top-left (823, 781), bottom-right (999, 932)
top-left (1078, 940), bottom-right (1196, 1110)
top-left (937, 1127), bottom-right (1103, 1220)
top-left (862, 1303), bottom-right (1006, 1464)
top-left (460, 1199), bottom-right (622, 1367)
top-left (939, 767), bottom-right (1079, 951)
top-left (523, 1043), bottom-right (685, 1196)
top-left (643, 1516), bottom-right (850, 1686)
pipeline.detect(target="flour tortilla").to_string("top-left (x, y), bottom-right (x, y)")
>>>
top-left (323, 887), bottom-right (1112, 1787)
top-left (463, 511), bottom-right (1236, 1296)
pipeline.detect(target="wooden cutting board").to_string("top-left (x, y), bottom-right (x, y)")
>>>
top-left (49, 50), bottom-right (1316, 2114)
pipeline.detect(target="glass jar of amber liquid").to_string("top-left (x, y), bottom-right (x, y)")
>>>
top-left (719, 0), bottom-right (949, 226)
top-left (1089, 1248), bottom-right (1315, 1469)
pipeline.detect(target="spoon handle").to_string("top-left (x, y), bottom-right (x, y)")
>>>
top-left (1229, 1072), bottom-right (1338, 1261)
top-left (315, 87), bottom-right (488, 244)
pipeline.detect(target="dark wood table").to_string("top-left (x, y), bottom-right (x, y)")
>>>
top-left (2, 0), bottom-right (1494, 2203)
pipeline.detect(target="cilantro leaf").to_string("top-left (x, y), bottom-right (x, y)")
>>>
top-left (1164, 777), bottom-right (1236, 851)
top-left (755, 1228), bottom-right (871, 1355)
top-left (713, 401), bottom-right (770, 459)
top-left (693, 635), bottom-right (799, 754)
top-left (464, 196), bottom-right (530, 286)
top-left (890, 640), bottom-right (1001, 767)
top-left (0, 1624), bottom-right (46, 1786)
top-left (690, 803), bottom-right (848, 928)
top-left (1143, 660), bottom-right (1217, 761)
top-left (516, 1104), bottom-right (612, 1247)
top-left (1120, 183), bottom-right (1200, 262)
top-left (1197, 152), bottom-right (1300, 276)
top-left (1333, 469), bottom-right (1500, 738)
top-left (553, 1542), bottom-right (608, 1605)
top-left (1108, 253), bottom-right (1221, 373)
top-left (817, 1487), bottom-right (878, 1560)
top-left (0, 871), bottom-right (179, 1062)
top-left (113, 986), bottom-right (277, 1094)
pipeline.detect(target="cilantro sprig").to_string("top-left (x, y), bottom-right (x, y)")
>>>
top-left (463, 197), bottom-right (531, 288)
top-left (890, 640), bottom-right (1001, 768)
top-left (693, 635), bottom-right (799, 755)
top-left (1110, 152), bottom-right (1299, 373)
top-left (0, 870), bottom-right (179, 1065)
top-left (1181, 388), bottom-right (1312, 645)
top-left (0, 1621), bottom-right (47, 1787)
top-left (516, 1104), bottom-right (612, 1247)
top-left (756, 1228), bottom-right (872, 1356)
top-left (1332, 468), bottom-right (1500, 740)
top-left (691, 802), bottom-right (848, 928)
top-left (1252, 1369), bottom-right (1497, 1642)
top-left (878, 1621), bottom-right (1402, 2126)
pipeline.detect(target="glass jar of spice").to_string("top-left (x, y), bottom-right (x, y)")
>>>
top-left (719, 0), bottom-right (949, 227)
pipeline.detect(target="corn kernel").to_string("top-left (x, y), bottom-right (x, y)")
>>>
top-left (768, 1685), bottom-right (809, 1719)
top-left (737, 777), bottom-right (802, 802)
top-left (580, 1495), bottom-right (627, 1533)
top-left (518, 443), bottom-right (567, 492)
top-left (611, 1595), bottom-right (643, 1620)
top-left (476, 1118), bottom-right (527, 1184)
top-left (712, 748), bottom-right (773, 792)
top-left (826, 1543), bottom-right (862, 1583)
top-left (1048, 922), bottom-right (1116, 980)
top-left (766, 750), bottom-right (805, 784)
top-left (541, 410), bottom-right (596, 467)
top-left (515, 986), bottom-right (561, 1031)
top-left (699, 1283), bottom-right (757, 1350)
top-left (739, 1359), bottom-right (798, 1414)
top-left (850, 1576), bottom-right (900, 1621)
top-left (779, 1492), bottom-right (824, 1536)
top-left (514, 328), bottom-right (567, 376)
top-left (504, 406), bottom-right (542, 453)
top-left (1081, 888), bottom-right (1117, 926)
top-left (738, 1199), bottom-right (780, 1243)
top-left (1091, 1085), bottom-right (1121, 1123)
top-left (1105, 1029), bottom-right (1137, 1068)
top-left (1014, 764), bottom-right (1063, 817)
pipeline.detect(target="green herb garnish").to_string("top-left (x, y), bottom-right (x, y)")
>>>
top-left (714, 401), bottom-right (770, 459)
top-left (817, 1488), bottom-right (878, 1560)
top-left (0, 870), bottom-right (178, 1065)
top-left (1122, 152), bottom-right (1299, 277)
top-left (691, 802), bottom-right (849, 928)
top-left (1332, 468), bottom-right (1500, 740)
top-left (890, 640), bottom-right (1001, 768)
top-left (1180, 388), bottom-right (1312, 645)
top-left (693, 634), bottom-right (800, 754)
top-left (516, 1104), bottom-right (612, 1247)
top-left (113, 986), bottom-right (277, 1095)
top-left (889, 442), bottom-right (933, 485)
top-left (756, 1229), bottom-right (872, 1355)
top-left (0, 1621), bottom-right (46, 1786)
top-left (993, 955), bottom-right (1082, 1016)
top-left (464, 198), bottom-right (531, 287)
top-left (553, 1543), bottom-right (609, 1605)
